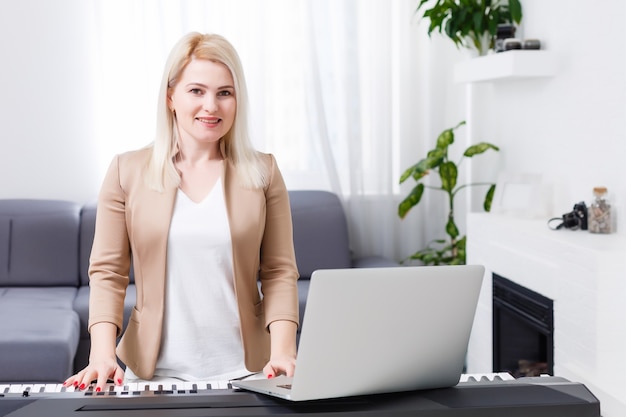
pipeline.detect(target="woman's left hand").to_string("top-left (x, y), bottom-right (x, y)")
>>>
top-left (263, 354), bottom-right (296, 378)
top-left (265, 320), bottom-right (298, 378)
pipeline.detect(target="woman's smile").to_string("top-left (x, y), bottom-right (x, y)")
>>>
top-left (196, 116), bottom-right (221, 127)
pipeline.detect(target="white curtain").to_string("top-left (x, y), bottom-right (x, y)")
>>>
top-left (88, 0), bottom-right (464, 262)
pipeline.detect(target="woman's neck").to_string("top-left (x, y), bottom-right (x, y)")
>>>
top-left (176, 141), bottom-right (223, 166)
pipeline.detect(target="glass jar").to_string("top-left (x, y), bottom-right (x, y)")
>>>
top-left (588, 187), bottom-right (612, 234)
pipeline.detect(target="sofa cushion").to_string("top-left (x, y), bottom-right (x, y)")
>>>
top-left (0, 287), bottom-right (80, 382)
top-left (0, 303), bottom-right (80, 382)
top-left (288, 191), bottom-right (352, 279)
top-left (0, 287), bottom-right (77, 310)
top-left (0, 199), bottom-right (80, 287)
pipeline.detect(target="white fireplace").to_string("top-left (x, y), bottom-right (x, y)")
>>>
top-left (466, 212), bottom-right (626, 417)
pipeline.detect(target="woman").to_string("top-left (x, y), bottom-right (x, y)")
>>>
top-left (64, 32), bottom-right (299, 392)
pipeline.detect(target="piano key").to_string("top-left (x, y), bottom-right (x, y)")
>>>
top-left (196, 381), bottom-right (212, 390)
top-left (9, 385), bottom-right (26, 394)
top-left (63, 384), bottom-right (77, 392)
top-left (199, 381), bottom-right (220, 390)
top-left (182, 381), bottom-right (197, 391)
top-left (1, 384), bottom-right (10, 394)
top-left (460, 372), bottom-right (514, 383)
top-left (213, 380), bottom-right (230, 389)
top-left (32, 384), bottom-right (46, 393)
top-left (112, 384), bottom-right (128, 393)
top-left (147, 382), bottom-right (162, 392)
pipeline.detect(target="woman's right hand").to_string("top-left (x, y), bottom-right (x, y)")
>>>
top-left (63, 322), bottom-right (124, 392)
top-left (63, 355), bottom-right (125, 392)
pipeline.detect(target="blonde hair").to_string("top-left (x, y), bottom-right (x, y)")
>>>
top-left (146, 32), bottom-right (266, 191)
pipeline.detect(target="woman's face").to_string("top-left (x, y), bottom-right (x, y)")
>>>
top-left (168, 58), bottom-right (236, 149)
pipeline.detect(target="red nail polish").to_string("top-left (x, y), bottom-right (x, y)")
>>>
top-left (73, 381), bottom-right (78, 387)
top-left (267, 374), bottom-right (274, 379)
top-left (79, 384), bottom-right (86, 390)
top-left (117, 379), bottom-right (123, 385)
top-left (96, 387), bottom-right (101, 392)
top-left (62, 381), bottom-right (67, 387)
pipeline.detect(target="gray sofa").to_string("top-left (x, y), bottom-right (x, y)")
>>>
top-left (0, 190), bottom-right (397, 383)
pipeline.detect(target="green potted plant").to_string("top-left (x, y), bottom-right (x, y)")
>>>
top-left (415, 0), bottom-right (523, 55)
top-left (398, 121), bottom-right (499, 265)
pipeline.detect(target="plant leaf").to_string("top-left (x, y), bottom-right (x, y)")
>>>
top-left (488, 10), bottom-right (499, 35)
top-left (398, 183), bottom-right (425, 219)
top-left (399, 163), bottom-right (419, 184)
top-left (399, 161), bottom-right (424, 183)
top-left (446, 217), bottom-right (460, 239)
top-left (425, 149), bottom-right (445, 170)
top-left (472, 10), bottom-right (483, 38)
top-left (508, 0), bottom-right (523, 23)
top-left (483, 184), bottom-right (496, 212)
top-left (463, 142), bottom-right (499, 157)
top-left (436, 128), bottom-right (454, 149)
top-left (400, 148), bottom-right (448, 184)
top-left (439, 161), bottom-right (457, 192)
top-left (426, 148), bottom-right (445, 159)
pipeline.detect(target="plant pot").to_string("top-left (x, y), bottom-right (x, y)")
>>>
top-left (469, 32), bottom-right (492, 56)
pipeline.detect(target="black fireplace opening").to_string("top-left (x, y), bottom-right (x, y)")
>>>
top-left (493, 274), bottom-right (554, 377)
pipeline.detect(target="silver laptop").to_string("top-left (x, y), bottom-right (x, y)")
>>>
top-left (233, 264), bottom-right (484, 401)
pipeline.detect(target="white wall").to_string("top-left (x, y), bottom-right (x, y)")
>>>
top-left (463, 0), bottom-right (625, 233)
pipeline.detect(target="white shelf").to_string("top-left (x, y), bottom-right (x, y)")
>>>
top-left (454, 50), bottom-right (557, 83)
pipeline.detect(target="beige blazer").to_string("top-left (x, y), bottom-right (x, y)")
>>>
top-left (87, 148), bottom-right (299, 379)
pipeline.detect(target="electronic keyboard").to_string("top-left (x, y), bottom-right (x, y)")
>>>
top-left (1, 373), bottom-right (514, 399)
top-left (0, 374), bottom-right (601, 417)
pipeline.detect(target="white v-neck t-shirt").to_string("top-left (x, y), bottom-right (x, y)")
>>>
top-left (131, 181), bottom-right (248, 381)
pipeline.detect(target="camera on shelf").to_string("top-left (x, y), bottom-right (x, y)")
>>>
top-left (560, 201), bottom-right (588, 230)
